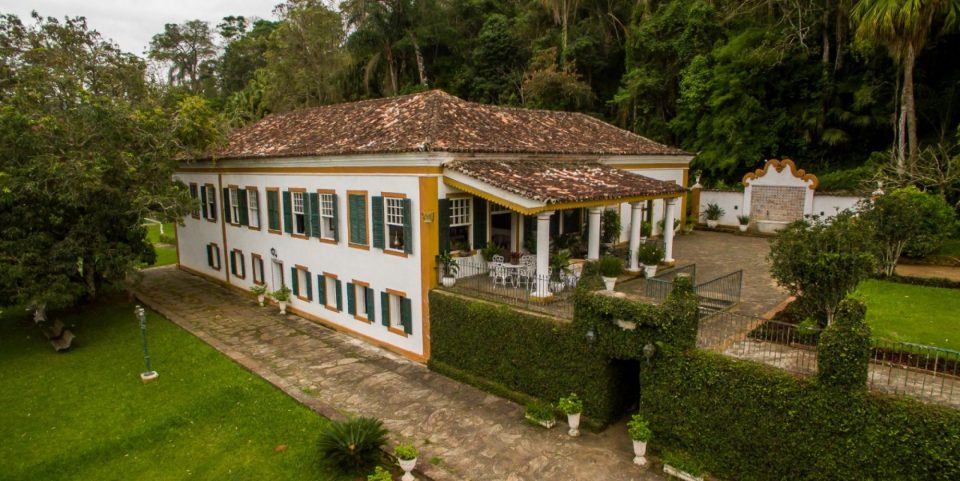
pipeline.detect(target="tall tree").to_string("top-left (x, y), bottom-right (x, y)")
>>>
top-left (539, 0), bottom-right (580, 60)
top-left (853, 0), bottom-right (960, 174)
top-left (148, 20), bottom-right (217, 93)
top-left (0, 13), bottom-right (212, 317)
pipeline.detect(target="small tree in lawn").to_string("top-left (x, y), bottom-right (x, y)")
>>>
top-left (860, 186), bottom-right (957, 276)
top-left (768, 212), bottom-right (876, 325)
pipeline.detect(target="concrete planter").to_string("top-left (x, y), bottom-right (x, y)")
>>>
top-left (643, 265), bottom-right (658, 278)
top-left (441, 276), bottom-right (456, 288)
top-left (398, 457), bottom-right (417, 481)
top-left (567, 412), bottom-right (581, 437)
top-left (706, 220), bottom-right (719, 229)
top-left (632, 439), bottom-right (648, 466)
top-left (738, 224), bottom-right (748, 232)
top-left (602, 276), bottom-right (617, 291)
top-left (278, 300), bottom-right (287, 315)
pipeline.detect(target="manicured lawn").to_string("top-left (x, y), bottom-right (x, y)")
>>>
top-left (152, 245), bottom-right (178, 267)
top-left (145, 222), bottom-right (178, 267)
top-left (856, 279), bottom-right (960, 351)
top-left (145, 222), bottom-right (175, 243)
top-left (0, 300), bottom-right (345, 481)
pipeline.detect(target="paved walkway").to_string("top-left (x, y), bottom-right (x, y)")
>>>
top-left (895, 264), bottom-right (960, 282)
top-left (134, 266), bottom-right (663, 481)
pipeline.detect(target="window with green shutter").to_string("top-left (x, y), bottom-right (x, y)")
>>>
top-left (200, 185), bottom-right (208, 219)
top-left (267, 189), bottom-right (280, 231)
top-left (207, 243), bottom-right (221, 270)
top-left (335, 280), bottom-right (343, 311)
top-left (282, 191), bottom-right (293, 234)
top-left (346, 282), bottom-right (355, 315)
top-left (371, 196), bottom-right (384, 249)
top-left (380, 292), bottom-right (390, 327)
top-left (317, 274), bottom-right (326, 305)
top-left (347, 193), bottom-right (368, 246)
top-left (290, 266), bottom-right (299, 297)
top-left (400, 297), bottom-right (413, 335)
top-left (308, 192), bottom-right (321, 238)
top-left (189, 183), bottom-right (200, 218)
top-left (292, 266), bottom-right (311, 301)
top-left (237, 189), bottom-right (249, 226)
top-left (204, 183), bottom-right (217, 221)
top-left (364, 287), bottom-right (375, 323)
top-left (223, 187), bottom-right (232, 224)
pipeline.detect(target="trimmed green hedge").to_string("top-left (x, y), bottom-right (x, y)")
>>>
top-left (641, 349), bottom-right (960, 481)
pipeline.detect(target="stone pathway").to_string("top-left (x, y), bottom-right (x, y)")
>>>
top-left (134, 266), bottom-right (663, 481)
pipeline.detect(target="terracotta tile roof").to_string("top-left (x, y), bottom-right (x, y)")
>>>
top-left (209, 90), bottom-right (689, 160)
top-left (446, 159), bottom-right (687, 204)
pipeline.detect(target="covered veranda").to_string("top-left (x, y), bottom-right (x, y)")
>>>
top-left (442, 159), bottom-right (687, 300)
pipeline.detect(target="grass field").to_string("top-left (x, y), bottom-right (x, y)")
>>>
top-left (145, 222), bottom-right (177, 267)
top-left (0, 300), bottom-right (346, 481)
top-left (856, 279), bottom-right (960, 351)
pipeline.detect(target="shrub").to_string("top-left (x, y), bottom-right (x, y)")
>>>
top-left (367, 466), bottom-right (392, 481)
top-left (626, 414), bottom-right (652, 441)
top-left (768, 212), bottom-right (876, 324)
top-left (316, 417), bottom-right (388, 474)
top-left (558, 393), bottom-right (583, 415)
top-left (703, 203), bottom-right (724, 220)
top-left (663, 450), bottom-right (707, 477)
top-left (637, 243), bottom-right (664, 266)
top-left (737, 215), bottom-right (750, 225)
top-left (549, 249), bottom-right (572, 281)
top-left (525, 401), bottom-right (555, 423)
top-left (817, 299), bottom-right (871, 390)
top-left (597, 255), bottom-right (624, 277)
top-left (860, 186), bottom-right (957, 271)
top-left (250, 284), bottom-right (267, 296)
top-left (601, 209), bottom-right (621, 244)
top-left (481, 243), bottom-right (505, 262)
top-left (158, 233), bottom-right (177, 244)
top-left (394, 443), bottom-right (418, 461)
top-left (641, 221), bottom-right (653, 237)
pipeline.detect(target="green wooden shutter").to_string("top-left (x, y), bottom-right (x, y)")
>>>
top-left (348, 194), bottom-right (367, 245)
top-left (282, 191), bottom-right (293, 234)
top-left (346, 282), bottom-right (355, 315)
top-left (239, 253), bottom-right (245, 277)
top-left (206, 244), bottom-right (212, 267)
top-left (290, 267), bottom-right (299, 297)
top-left (365, 287), bottom-right (375, 323)
top-left (214, 246), bottom-right (220, 268)
top-left (438, 198), bottom-right (450, 252)
top-left (473, 198), bottom-right (487, 249)
top-left (400, 298), bottom-right (413, 335)
top-left (267, 190), bottom-right (280, 230)
top-left (209, 186), bottom-right (217, 221)
top-left (380, 292), bottom-right (389, 327)
top-left (223, 187), bottom-right (232, 224)
top-left (330, 194), bottom-right (340, 242)
top-left (237, 189), bottom-right (249, 226)
top-left (317, 275), bottom-right (326, 305)
top-left (200, 186), bottom-right (208, 219)
top-left (308, 192), bottom-right (321, 238)
top-left (371, 196), bottom-right (384, 249)
top-left (229, 250), bottom-right (236, 274)
top-left (403, 198), bottom-right (413, 254)
top-left (305, 271), bottom-right (313, 300)
top-left (335, 280), bottom-right (343, 311)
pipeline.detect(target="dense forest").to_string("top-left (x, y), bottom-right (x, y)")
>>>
top-left (137, 0), bottom-right (960, 196)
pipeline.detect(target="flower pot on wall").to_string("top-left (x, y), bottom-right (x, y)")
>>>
top-left (441, 276), bottom-right (456, 288)
top-left (602, 276), bottom-right (617, 291)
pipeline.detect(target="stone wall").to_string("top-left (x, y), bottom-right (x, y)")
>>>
top-left (750, 185), bottom-right (806, 222)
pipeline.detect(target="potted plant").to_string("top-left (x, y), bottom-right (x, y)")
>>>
top-left (549, 249), bottom-right (572, 292)
top-left (597, 255), bottom-right (624, 291)
top-left (662, 450), bottom-right (707, 481)
top-left (640, 221), bottom-right (652, 240)
top-left (638, 244), bottom-right (664, 278)
top-left (657, 217), bottom-right (680, 234)
top-left (394, 443), bottom-right (419, 481)
top-left (524, 401), bottom-right (556, 428)
top-left (737, 214), bottom-right (750, 232)
top-left (251, 284), bottom-right (268, 306)
top-left (627, 414), bottom-right (652, 466)
top-left (601, 209), bottom-right (621, 247)
top-left (558, 393), bottom-right (583, 437)
top-left (438, 251), bottom-right (459, 287)
top-left (481, 243), bottom-right (505, 271)
top-left (271, 285), bottom-right (291, 314)
top-left (703, 203), bottom-right (724, 228)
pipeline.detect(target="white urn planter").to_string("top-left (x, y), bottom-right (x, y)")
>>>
top-left (643, 265), bottom-right (658, 278)
top-left (441, 276), bottom-right (456, 288)
top-left (632, 440), bottom-right (648, 466)
top-left (738, 224), bottom-right (748, 232)
top-left (706, 220), bottom-right (719, 229)
top-left (602, 276), bottom-right (617, 291)
top-left (257, 294), bottom-right (265, 306)
top-left (278, 301), bottom-right (287, 315)
top-left (398, 457), bottom-right (417, 481)
top-left (567, 412), bottom-right (581, 437)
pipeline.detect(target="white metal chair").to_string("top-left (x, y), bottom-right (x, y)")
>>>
top-left (489, 254), bottom-right (506, 278)
top-left (517, 255), bottom-right (537, 288)
top-left (492, 261), bottom-right (511, 288)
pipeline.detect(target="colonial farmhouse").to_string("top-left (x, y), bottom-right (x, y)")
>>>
top-left (174, 90), bottom-right (692, 362)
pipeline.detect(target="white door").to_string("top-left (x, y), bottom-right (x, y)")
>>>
top-left (271, 260), bottom-right (284, 292)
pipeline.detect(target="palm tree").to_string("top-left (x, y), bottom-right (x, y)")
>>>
top-left (852, 0), bottom-right (960, 174)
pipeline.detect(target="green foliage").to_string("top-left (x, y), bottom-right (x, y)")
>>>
top-left (367, 466), bottom-right (392, 481)
top-left (250, 284), bottom-right (268, 296)
top-left (524, 401), bottom-right (556, 423)
top-left (768, 212), bottom-right (877, 324)
top-left (597, 255), bottom-right (624, 277)
top-left (816, 299), bottom-right (872, 390)
top-left (862, 186), bottom-right (957, 274)
top-left (148, 20), bottom-right (217, 93)
top-left (438, 251), bottom-right (459, 277)
top-left (641, 221), bottom-right (653, 237)
top-left (637, 244), bottom-right (664, 266)
top-left (641, 349), bottom-right (960, 481)
top-left (557, 393), bottom-right (583, 415)
top-left (393, 443), bottom-right (418, 461)
top-left (549, 249), bottom-right (572, 281)
top-left (856, 279), bottom-right (960, 350)
top-left (316, 417), bottom-right (389, 474)
top-left (481, 243), bottom-right (505, 262)
top-left (662, 450), bottom-right (706, 477)
top-left (521, 48), bottom-right (596, 111)
top-left (737, 215), bottom-right (750, 225)
top-left (817, 165), bottom-right (876, 192)
top-left (271, 285), bottom-right (292, 302)
top-left (703, 202), bottom-right (724, 220)
top-left (626, 414), bottom-right (652, 442)
top-left (600, 209), bottom-right (621, 244)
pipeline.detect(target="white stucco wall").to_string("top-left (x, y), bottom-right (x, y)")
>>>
top-left (175, 170), bottom-right (430, 358)
top-left (812, 194), bottom-right (862, 218)
top-left (698, 190), bottom-right (744, 226)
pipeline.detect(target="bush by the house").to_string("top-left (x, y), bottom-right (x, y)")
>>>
top-left (860, 186), bottom-right (957, 272)
top-left (816, 299), bottom-right (871, 390)
top-left (316, 417), bottom-right (388, 474)
top-left (558, 393), bottom-right (583, 415)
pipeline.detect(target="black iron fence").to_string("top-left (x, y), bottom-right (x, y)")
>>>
top-left (644, 265), bottom-right (742, 314)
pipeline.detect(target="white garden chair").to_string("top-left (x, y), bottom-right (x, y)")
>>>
top-left (492, 261), bottom-right (511, 288)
